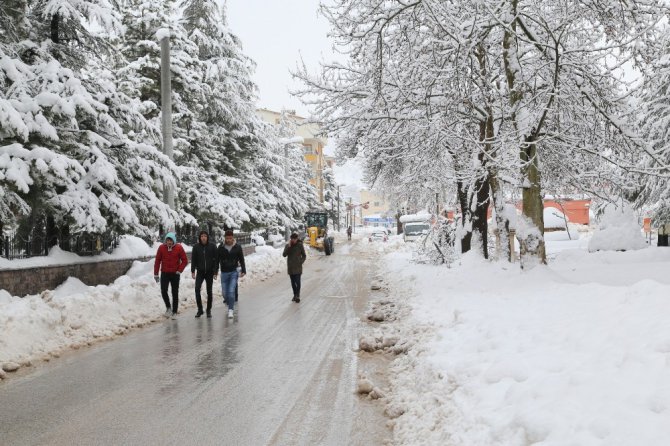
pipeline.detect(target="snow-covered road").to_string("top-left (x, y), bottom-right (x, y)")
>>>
top-left (0, 241), bottom-right (388, 446)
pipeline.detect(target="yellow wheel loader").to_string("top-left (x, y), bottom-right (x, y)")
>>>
top-left (304, 211), bottom-right (334, 255)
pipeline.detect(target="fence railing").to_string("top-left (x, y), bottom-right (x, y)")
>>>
top-left (0, 223), bottom-right (258, 262)
top-left (0, 232), bottom-right (120, 261)
top-left (175, 227), bottom-right (253, 247)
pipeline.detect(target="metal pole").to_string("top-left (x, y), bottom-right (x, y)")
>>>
top-left (160, 34), bottom-right (174, 209)
top-left (337, 185), bottom-right (340, 232)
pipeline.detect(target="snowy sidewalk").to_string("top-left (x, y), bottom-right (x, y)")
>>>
top-left (0, 245), bottom-right (285, 377)
top-left (378, 244), bottom-right (670, 445)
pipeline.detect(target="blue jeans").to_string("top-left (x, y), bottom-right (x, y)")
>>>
top-left (220, 271), bottom-right (238, 310)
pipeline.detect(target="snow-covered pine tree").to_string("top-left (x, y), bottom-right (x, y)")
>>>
top-left (1, 0), bottom-right (184, 239)
top-left (118, 0), bottom-right (210, 228)
top-left (182, 1), bottom-right (318, 230)
top-left (179, 0), bottom-right (260, 229)
top-left (322, 165), bottom-right (337, 226)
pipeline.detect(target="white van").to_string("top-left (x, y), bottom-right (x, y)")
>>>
top-left (403, 221), bottom-right (430, 242)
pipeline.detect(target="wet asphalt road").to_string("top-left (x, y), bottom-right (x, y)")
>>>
top-left (0, 243), bottom-right (387, 446)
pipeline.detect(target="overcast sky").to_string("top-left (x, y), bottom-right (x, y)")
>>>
top-left (224, 1), bottom-right (364, 191)
top-left (225, 0), bottom-right (333, 117)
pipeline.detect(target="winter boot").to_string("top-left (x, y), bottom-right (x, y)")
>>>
top-left (227, 309), bottom-right (234, 319)
top-left (195, 310), bottom-right (204, 318)
top-left (206, 310), bottom-right (212, 318)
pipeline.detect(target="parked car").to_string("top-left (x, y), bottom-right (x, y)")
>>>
top-left (369, 231), bottom-right (388, 242)
top-left (403, 222), bottom-right (430, 242)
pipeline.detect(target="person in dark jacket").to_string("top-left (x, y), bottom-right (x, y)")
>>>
top-left (282, 233), bottom-right (306, 303)
top-left (217, 230), bottom-right (246, 318)
top-left (191, 230), bottom-right (218, 318)
top-left (154, 232), bottom-right (188, 319)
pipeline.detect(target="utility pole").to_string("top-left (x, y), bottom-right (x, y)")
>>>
top-left (279, 136), bottom-right (304, 241)
top-left (160, 31), bottom-right (174, 209)
top-left (336, 185), bottom-right (341, 232)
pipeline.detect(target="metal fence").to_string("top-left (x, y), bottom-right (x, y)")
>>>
top-left (176, 226), bottom-right (252, 247)
top-left (0, 222), bottom-right (256, 261)
top-left (0, 231), bottom-right (120, 260)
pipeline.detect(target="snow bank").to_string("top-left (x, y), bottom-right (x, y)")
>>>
top-left (380, 244), bottom-right (670, 445)
top-left (589, 204), bottom-right (647, 252)
top-left (0, 247), bottom-right (284, 373)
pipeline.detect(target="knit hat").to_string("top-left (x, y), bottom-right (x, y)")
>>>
top-left (165, 232), bottom-right (177, 243)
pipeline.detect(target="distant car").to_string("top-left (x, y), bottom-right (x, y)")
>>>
top-left (369, 231), bottom-right (388, 242)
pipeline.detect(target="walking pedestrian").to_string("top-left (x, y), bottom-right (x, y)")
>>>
top-left (283, 232), bottom-right (306, 303)
top-left (191, 230), bottom-right (218, 318)
top-left (154, 232), bottom-right (188, 319)
top-left (217, 230), bottom-right (246, 318)
top-left (347, 226), bottom-right (352, 240)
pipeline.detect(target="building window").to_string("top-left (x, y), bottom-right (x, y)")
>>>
top-left (303, 144), bottom-right (314, 154)
top-left (374, 201), bottom-right (380, 207)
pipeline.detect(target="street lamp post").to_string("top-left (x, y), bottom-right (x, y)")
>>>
top-left (159, 30), bottom-right (174, 209)
top-left (337, 185), bottom-right (341, 232)
top-left (279, 136), bottom-right (304, 241)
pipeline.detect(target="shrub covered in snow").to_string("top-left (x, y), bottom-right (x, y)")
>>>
top-left (588, 204), bottom-right (647, 252)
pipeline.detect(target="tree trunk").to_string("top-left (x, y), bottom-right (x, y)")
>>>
top-left (489, 172), bottom-right (511, 261)
top-left (46, 215), bottom-right (58, 251)
top-left (502, 0), bottom-right (545, 267)
top-left (50, 12), bottom-right (60, 43)
top-left (31, 214), bottom-right (45, 256)
top-left (472, 120), bottom-right (491, 258)
top-left (472, 174), bottom-right (490, 259)
top-left (457, 180), bottom-right (472, 254)
top-left (60, 223), bottom-right (70, 252)
top-left (396, 211), bottom-right (403, 235)
top-left (520, 140), bottom-right (546, 267)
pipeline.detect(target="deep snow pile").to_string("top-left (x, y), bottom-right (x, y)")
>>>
top-left (588, 204), bottom-right (647, 252)
top-left (0, 245), bottom-right (284, 374)
top-left (379, 244), bottom-right (670, 445)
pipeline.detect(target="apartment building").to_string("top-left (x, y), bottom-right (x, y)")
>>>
top-left (256, 108), bottom-right (330, 202)
top-left (360, 189), bottom-right (395, 228)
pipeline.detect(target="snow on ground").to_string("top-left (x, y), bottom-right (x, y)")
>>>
top-left (0, 245), bottom-right (285, 374)
top-left (369, 237), bottom-right (670, 445)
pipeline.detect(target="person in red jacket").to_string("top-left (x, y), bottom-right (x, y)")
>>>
top-left (154, 232), bottom-right (188, 319)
